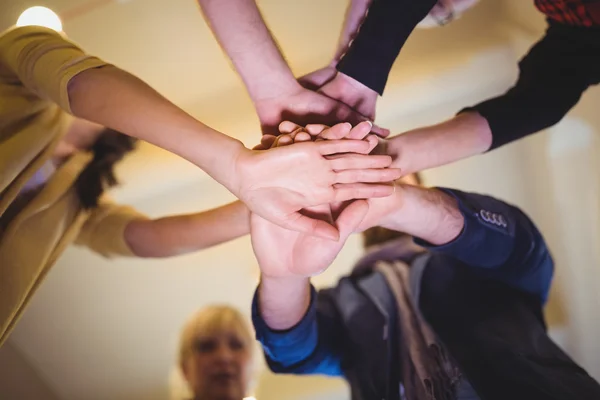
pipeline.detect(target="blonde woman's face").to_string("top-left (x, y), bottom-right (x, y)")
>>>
top-left (183, 329), bottom-right (251, 400)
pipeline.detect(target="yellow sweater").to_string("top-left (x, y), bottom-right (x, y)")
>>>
top-left (0, 26), bottom-right (145, 346)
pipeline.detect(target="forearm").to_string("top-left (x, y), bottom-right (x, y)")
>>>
top-left (380, 185), bottom-right (465, 245)
top-left (198, 0), bottom-right (297, 101)
top-left (123, 201), bottom-right (249, 258)
top-left (387, 111), bottom-right (492, 175)
top-left (258, 275), bottom-right (311, 330)
top-left (336, 0), bottom-right (437, 94)
top-left (332, 0), bottom-right (373, 64)
top-left (68, 65), bottom-right (244, 189)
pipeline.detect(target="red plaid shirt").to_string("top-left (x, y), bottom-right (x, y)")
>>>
top-left (535, 0), bottom-right (600, 26)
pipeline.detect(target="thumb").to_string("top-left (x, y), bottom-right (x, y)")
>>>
top-left (284, 212), bottom-right (340, 241)
top-left (335, 200), bottom-right (369, 240)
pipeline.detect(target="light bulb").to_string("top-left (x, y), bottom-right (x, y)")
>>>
top-left (16, 6), bottom-right (63, 32)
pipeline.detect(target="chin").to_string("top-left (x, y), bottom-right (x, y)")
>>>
top-left (209, 387), bottom-right (243, 400)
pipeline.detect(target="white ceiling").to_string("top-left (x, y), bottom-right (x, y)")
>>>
top-left (0, 0), bottom-right (545, 399)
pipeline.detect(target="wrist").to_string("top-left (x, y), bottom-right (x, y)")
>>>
top-left (249, 72), bottom-right (301, 103)
top-left (388, 112), bottom-right (492, 174)
top-left (259, 274), bottom-right (311, 330)
top-left (381, 186), bottom-right (464, 245)
top-left (336, 72), bottom-right (377, 98)
top-left (192, 125), bottom-right (248, 192)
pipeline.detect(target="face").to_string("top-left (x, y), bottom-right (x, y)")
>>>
top-left (183, 329), bottom-right (251, 400)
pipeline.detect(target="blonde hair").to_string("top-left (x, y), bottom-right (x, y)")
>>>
top-left (178, 305), bottom-right (253, 369)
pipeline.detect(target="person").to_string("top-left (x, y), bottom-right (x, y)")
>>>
top-left (177, 305), bottom-right (254, 400)
top-left (0, 25), bottom-right (401, 346)
top-left (300, 0), bottom-right (600, 176)
top-left (248, 129), bottom-right (600, 400)
top-left (199, 0), bottom-right (600, 175)
top-left (196, 0), bottom-right (389, 136)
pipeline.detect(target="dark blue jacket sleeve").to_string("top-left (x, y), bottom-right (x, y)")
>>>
top-left (415, 188), bottom-right (554, 303)
top-left (251, 284), bottom-right (344, 376)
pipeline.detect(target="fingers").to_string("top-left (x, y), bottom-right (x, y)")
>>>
top-left (274, 134), bottom-right (294, 147)
top-left (295, 131), bottom-right (312, 142)
top-left (279, 121), bottom-right (302, 134)
top-left (370, 124), bottom-right (391, 138)
top-left (258, 134), bottom-right (277, 150)
top-left (334, 168), bottom-right (403, 184)
top-left (364, 134), bottom-right (380, 153)
top-left (336, 199), bottom-right (369, 239)
top-left (283, 212), bottom-right (340, 241)
top-left (305, 124), bottom-right (330, 136)
top-left (327, 153), bottom-right (393, 170)
top-left (332, 183), bottom-right (395, 202)
top-left (346, 121), bottom-right (373, 140)
top-left (318, 122), bottom-right (352, 140)
top-left (316, 139), bottom-right (371, 155)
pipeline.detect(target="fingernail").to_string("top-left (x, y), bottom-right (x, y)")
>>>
top-left (365, 121), bottom-right (373, 128)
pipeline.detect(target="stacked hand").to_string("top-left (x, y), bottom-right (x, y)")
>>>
top-left (230, 122), bottom-right (400, 243)
top-left (250, 121), bottom-right (406, 278)
top-left (254, 79), bottom-right (388, 137)
top-left (299, 69), bottom-right (379, 124)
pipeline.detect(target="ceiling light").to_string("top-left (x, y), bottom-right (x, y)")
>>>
top-left (16, 6), bottom-right (63, 32)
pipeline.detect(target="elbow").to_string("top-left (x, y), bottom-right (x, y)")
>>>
top-left (123, 220), bottom-right (179, 259)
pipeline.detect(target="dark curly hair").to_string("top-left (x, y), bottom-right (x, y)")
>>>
top-left (74, 128), bottom-right (137, 209)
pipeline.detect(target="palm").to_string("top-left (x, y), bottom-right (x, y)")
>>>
top-left (233, 138), bottom-right (399, 239)
top-left (251, 201), bottom-right (368, 277)
top-left (250, 205), bottom-right (340, 277)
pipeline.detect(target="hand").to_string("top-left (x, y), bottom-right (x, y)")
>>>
top-left (251, 199), bottom-right (369, 277)
top-left (269, 121), bottom-right (407, 234)
top-left (319, 71), bottom-right (379, 122)
top-left (232, 123), bottom-right (401, 240)
top-left (297, 65), bottom-right (337, 91)
top-left (253, 83), bottom-right (389, 137)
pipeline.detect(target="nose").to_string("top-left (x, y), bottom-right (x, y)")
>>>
top-left (214, 343), bottom-right (235, 362)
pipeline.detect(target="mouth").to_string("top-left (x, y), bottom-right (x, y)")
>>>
top-left (211, 372), bottom-right (238, 385)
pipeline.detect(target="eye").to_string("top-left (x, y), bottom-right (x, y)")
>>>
top-left (194, 338), bottom-right (217, 353)
top-left (229, 337), bottom-right (245, 351)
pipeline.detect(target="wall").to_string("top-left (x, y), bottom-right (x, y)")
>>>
top-left (0, 341), bottom-right (61, 400)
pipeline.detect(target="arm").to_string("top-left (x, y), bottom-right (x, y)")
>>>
top-left (250, 195), bottom-right (370, 375)
top-left (371, 184), bottom-right (553, 302)
top-left (252, 278), bottom-right (345, 376)
top-left (196, 0), bottom-right (296, 103)
top-left (0, 26), bottom-right (241, 189)
top-left (124, 200), bottom-right (249, 258)
top-left (388, 24), bottom-right (597, 174)
top-left (76, 200), bottom-right (249, 258)
top-left (302, 0), bottom-right (437, 122)
top-left (197, 0), bottom-right (387, 134)
top-left (1, 27), bottom-right (398, 240)
top-left (336, 0), bottom-right (438, 95)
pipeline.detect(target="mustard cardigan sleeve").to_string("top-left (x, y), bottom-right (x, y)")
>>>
top-left (75, 200), bottom-right (149, 258)
top-left (0, 26), bottom-right (109, 113)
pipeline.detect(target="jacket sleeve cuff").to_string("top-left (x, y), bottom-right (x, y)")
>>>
top-left (252, 284), bottom-right (319, 362)
top-left (414, 188), bottom-right (515, 268)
